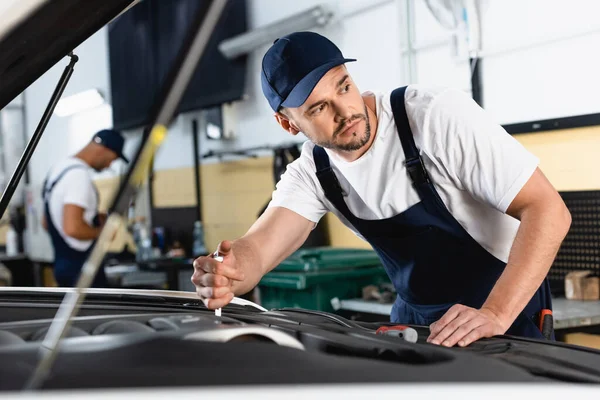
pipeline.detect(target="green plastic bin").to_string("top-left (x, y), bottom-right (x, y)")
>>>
top-left (258, 247), bottom-right (388, 313)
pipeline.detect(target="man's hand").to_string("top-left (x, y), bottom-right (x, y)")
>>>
top-left (96, 212), bottom-right (108, 227)
top-left (191, 240), bottom-right (245, 310)
top-left (190, 207), bottom-right (315, 310)
top-left (427, 304), bottom-right (509, 347)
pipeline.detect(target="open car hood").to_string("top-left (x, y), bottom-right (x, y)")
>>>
top-left (1, 287), bottom-right (600, 389)
top-left (0, 0), bottom-right (137, 110)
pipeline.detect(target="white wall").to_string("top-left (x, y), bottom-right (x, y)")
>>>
top-left (481, 0), bottom-right (600, 124)
top-left (407, 0), bottom-right (600, 124)
top-left (407, 0), bottom-right (467, 91)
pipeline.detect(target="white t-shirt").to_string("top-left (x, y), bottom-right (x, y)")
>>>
top-left (44, 157), bottom-right (98, 251)
top-left (268, 85), bottom-right (539, 263)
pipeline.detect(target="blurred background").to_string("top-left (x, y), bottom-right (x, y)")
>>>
top-left (1, 0), bottom-right (600, 349)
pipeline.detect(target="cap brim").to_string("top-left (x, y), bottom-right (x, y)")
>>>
top-left (280, 58), bottom-right (356, 109)
top-left (119, 153), bottom-right (129, 163)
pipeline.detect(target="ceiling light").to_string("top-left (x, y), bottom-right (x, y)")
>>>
top-left (54, 88), bottom-right (105, 117)
top-left (218, 5), bottom-right (334, 60)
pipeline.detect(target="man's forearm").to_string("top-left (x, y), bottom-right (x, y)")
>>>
top-left (483, 202), bottom-right (571, 327)
top-left (66, 222), bottom-right (100, 241)
top-left (229, 237), bottom-right (268, 295)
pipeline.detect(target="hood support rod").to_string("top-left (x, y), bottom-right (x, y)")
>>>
top-left (0, 53), bottom-right (79, 220)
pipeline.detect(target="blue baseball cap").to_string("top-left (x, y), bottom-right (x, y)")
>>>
top-left (92, 129), bottom-right (128, 163)
top-left (261, 31), bottom-right (356, 112)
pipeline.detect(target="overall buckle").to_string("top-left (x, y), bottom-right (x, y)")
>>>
top-left (405, 157), bottom-right (430, 186)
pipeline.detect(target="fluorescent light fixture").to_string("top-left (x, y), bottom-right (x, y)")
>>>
top-left (54, 88), bottom-right (105, 117)
top-left (218, 5), bottom-right (334, 60)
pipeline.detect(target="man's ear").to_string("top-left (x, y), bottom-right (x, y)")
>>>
top-left (274, 112), bottom-right (300, 136)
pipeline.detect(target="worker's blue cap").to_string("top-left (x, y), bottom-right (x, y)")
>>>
top-left (92, 129), bottom-right (128, 163)
top-left (261, 31), bottom-right (356, 112)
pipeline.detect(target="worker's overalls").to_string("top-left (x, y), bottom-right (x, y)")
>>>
top-left (312, 86), bottom-right (553, 339)
top-left (42, 165), bottom-right (107, 287)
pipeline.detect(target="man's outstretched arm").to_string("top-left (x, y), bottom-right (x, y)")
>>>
top-left (428, 168), bottom-right (571, 347)
top-left (191, 206), bottom-right (315, 309)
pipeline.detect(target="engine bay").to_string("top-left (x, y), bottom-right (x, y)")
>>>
top-left (1, 290), bottom-right (600, 389)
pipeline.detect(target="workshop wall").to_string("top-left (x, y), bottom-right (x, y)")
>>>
top-left (409, 0), bottom-right (471, 91)
top-left (150, 167), bottom-right (199, 254)
top-left (151, 157), bottom-right (274, 251)
top-left (200, 157), bottom-right (274, 250)
top-left (407, 0), bottom-right (600, 125)
top-left (152, 168), bottom-right (197, 208)
top-left (0, 222), bottom-right (7, 246)
top-left (515, 126), bottom-right (600, 191)
top-left (481, 0), bottom-right (600, 125)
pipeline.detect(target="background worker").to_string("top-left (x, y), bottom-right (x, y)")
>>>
top-left (42, 129), bottom-right (128, 287)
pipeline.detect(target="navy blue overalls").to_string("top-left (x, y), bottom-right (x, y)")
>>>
top-left (42, 165), bottom-right (107, 287)
top-left (313, 87), bottom-right (553, 339)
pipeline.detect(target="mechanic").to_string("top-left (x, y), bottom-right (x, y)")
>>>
top-left (42, 129), bottom-right (128, 287)
top-left (192, 32), bottom-right (571, 347)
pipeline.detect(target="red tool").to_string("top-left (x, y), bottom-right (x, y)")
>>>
top-left (538, 309), bottom-right (553, 340)
top-left (376, 325), bottom-right (418, 343)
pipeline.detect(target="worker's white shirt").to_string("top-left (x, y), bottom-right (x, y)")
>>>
top-left (45, 157), bottom-right (98, 251)
top-left (268, 85), bottom-right (539, 263)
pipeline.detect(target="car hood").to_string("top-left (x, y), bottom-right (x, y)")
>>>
top-left (1, 287), bottom-right (600, 389)
top-left (0, 0), bottom-right (137, 110)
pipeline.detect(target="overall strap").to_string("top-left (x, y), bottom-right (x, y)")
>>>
top-left (389, 87), bottom-right (431, 196)
top-left (312, 145), bottom-right (355, 219)
top-left (42, 164), bottom-right (89, 202)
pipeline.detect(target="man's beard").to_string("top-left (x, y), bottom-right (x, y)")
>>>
top-left (314, 104), bottom-right (371, 152)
